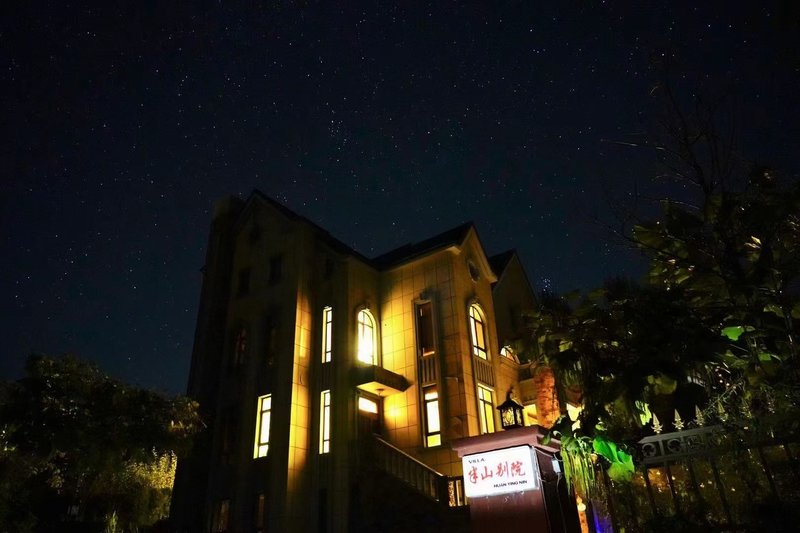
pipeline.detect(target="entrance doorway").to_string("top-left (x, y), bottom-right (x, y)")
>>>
top-left (356, 392), bottom-right (381, 437)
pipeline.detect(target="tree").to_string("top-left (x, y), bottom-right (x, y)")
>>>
top-left (0, 354), bottom-right (202, 532)
top-left (526, 279), bottom-right (722, 497)
top-left (526, 58), bottom-right (800, 496)
top-left (633, 174), bottom-right (800, 426)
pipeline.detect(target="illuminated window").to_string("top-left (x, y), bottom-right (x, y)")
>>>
top-left (500, 345), bottom-right (521, 363)
top-left (253, 394), bottom-right (272, 458)
top-left (477, 385), bottom-right (495, 434)
top-left (469, 304), bottom-right (488, 359)
top-left (358, 396), bottom-right (378, 414)
top-left (416, 302), bottom-right (436, 357)
top-left (423, 386), bottom-right (441, 447)
top-left (357, 309), bottom-right (376, 364)
top-left (214, 499), bottom-right (230, 532)
top-left (322, 307), bottom-right (333, 363)
top-left (320, 390), bottom-right (331, 454)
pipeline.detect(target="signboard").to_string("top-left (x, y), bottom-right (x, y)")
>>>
top-left (461, 445), bottom-right (541, 498)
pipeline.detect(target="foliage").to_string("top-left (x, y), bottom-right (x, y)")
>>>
top-left (525, 177), bottom-right (800, 497)
top-left (0, 354), bottom-right (202, 532)
top-left (634, 177), bottom-right (800, 424)
top-left (527, 280), bottom-right (720, 441)
top-left (591, 435), bottom-right (634, 483)
top-left (547, 416), bottom-right (634, 500)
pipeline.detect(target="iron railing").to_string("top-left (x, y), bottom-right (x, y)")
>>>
top-left (370, 436), bottom-right (467, 507)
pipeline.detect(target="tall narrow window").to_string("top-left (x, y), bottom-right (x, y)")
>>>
top-left (469, 304), bottom-right (488, 359)
top-left (214, 499), bottom-right (230, 533)
top-left (322, 306), bottom-right (333, 363)
top-left (255, 493), bottom-right (266, 532)
top-left (357, 309), bottom-right (376, 364)
top-left (477, 385), bottom-right (495, 434)
top-left (253, 394), bottom-right (272, 458)
top-left (423, 386), bottom-right (441, 447)
top-left (416, 302), bottom-right (435, 357)
top-left (234, 328), bottom-right (248, 367)
top-left (320, 390), bottom-right (331, 454)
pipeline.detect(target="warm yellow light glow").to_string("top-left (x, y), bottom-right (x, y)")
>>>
top-left (357, 309), bottom-right (376, 364)
top-left (576, 496), bottom-right (589, 533)
top-left (358, 396), bottom-right (378, 414)
top-left (322, 306), bottom-right (332, 363)
top-left (477, 385), bottom-right (495, 434)
top-left (469, 304), bottom-right (488, 359)
top-left (320, 390), bottom-right (331, 454)
top-left (253, 394), bottom-right (272, 458)
top-left (424, 387), bottom-right (441, 447)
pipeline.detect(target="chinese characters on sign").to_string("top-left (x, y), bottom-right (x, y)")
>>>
top-left (461, 445), bottom-right (541, 498)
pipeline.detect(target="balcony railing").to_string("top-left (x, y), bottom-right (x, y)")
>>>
top-left (473, 356), bottom-right (494, 386)
top-left (370, 436), bottom-right (467, 507)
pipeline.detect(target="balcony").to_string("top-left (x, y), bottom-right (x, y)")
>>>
top-left (351, 364), bottom-right (410, 396)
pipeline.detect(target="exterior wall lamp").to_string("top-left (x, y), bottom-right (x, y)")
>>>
top-left (497, 390), bottom-right (525, 430)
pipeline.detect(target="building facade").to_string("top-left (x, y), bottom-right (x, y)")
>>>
top-left (171, 191), bottom-right (556, 532)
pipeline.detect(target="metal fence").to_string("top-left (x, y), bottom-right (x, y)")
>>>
top-left (592, 425), bottom-right (800, 531)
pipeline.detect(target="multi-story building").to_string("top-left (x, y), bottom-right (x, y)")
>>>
top-left (171, 191), bottom-right (558, 532)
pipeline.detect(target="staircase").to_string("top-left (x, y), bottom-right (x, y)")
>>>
top-left (352, 435), bottom-right (469, 532)
top-left (368, 435), bottom-right (468, 508)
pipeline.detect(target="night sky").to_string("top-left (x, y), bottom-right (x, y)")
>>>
top-left (2, 2), bottom-right (798, 394)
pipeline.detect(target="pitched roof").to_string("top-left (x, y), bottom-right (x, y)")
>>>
top-left (371, 222), bottom-right (474, 268)
top-left (249, 190), bottom-right (372, 262)
top-left (248, 190), bottom-right (480, 269)
top-left (488, 249), bottom-right (516, 279)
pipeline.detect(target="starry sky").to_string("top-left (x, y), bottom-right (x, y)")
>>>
top-left (2, 2), bottom-right (798, 394)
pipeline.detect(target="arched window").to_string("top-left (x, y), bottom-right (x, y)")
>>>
top-left (468, 304), bottom-right (488, 360)
top-left (357, 309), bottom-right (376, 364)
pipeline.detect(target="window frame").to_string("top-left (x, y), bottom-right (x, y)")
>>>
top-left (423, 385), bottom-right (442, 447)
top-left (214, 499), bottom-right (230, 533)
top-left (322, 306), bottom-right (333, 363)
top-left (477, 385), bottom-right (495, 434)
top-left (319, 389), bottom-right (331, 454)
top-left (416, 301), bottom-right (436, 358)
top-left (468, 304), bottom-right (489, 360)
top-left (255, 493), bottom-right (266, 532)
top-left (253, 394), bottom-right (272, 458)
top-left (356, 309), bottom-right (377, 365)
top-left (233, 326), bottom-right (248, 367)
